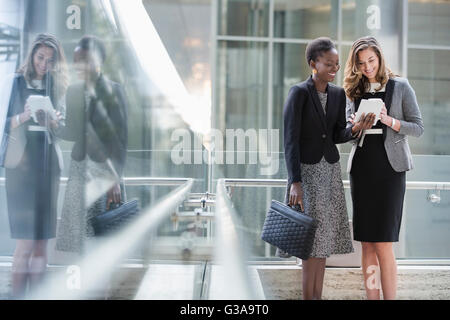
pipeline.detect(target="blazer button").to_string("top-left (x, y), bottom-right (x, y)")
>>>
top-left (322, 134), bottom-right (326, 139)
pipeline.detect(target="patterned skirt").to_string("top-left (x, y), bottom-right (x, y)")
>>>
top-left (55, 157), bottom-right (125, 253)
top-left (284, 157), bottom-right (354, 258)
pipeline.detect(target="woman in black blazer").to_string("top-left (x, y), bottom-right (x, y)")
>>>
top-left (283, 37), bottom-right (374, 299)
top-left (55, 36), bottom-right (128, 253)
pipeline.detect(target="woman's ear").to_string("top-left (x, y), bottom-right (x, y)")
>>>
top-left (310, 61), bottom-right (317, 74)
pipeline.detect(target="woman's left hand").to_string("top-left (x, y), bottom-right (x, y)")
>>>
top-left (106, 183), bottom-right (122, 210)
top-left (380, 104), bottom-right (392, 126)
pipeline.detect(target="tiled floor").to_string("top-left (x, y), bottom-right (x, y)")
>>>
top-left (1, 263), bottom-right (449, 300)
top-left (257, 265), bottom-right (450, 300)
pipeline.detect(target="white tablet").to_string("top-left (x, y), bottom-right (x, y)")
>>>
top-left (26, 95), bottom-right (56, 123)
top-left (355, 98), bottom-right (383, 126)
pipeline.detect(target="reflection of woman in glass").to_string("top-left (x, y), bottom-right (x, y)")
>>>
top-left (283, 37), bottom-right (374, 300)
top-left (0, 34), bottom-right (68, 298)
top-left (56, 35), bottom-right (128, 253)
top-left (344, 36), bottom-right (424, 300)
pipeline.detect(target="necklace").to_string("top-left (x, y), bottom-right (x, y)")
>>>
top-left (369, 82), bottom-right (382, 94)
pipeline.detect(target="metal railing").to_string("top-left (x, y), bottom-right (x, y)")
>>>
top-left (2, 175), bottom-right (448, 299)
top-left (2, 177), bottom-right (449, 191)
top-left (222, 178), bottom-right (450, 266)
top-left (28, 178), bottom-right (194, 299)
top-left (0, 176), bottom-right (193, 187)
top-left (211, 178), bottom-right (260, 299)
top-left (222, 178), bottom-right (450, 191)
top-left (222, 178), bottom-right (450, 205)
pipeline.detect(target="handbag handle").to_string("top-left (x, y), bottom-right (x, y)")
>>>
top-left (287, 202), bottom-right (304, 213)
top-left (109, 201), bottom-right (124, 210)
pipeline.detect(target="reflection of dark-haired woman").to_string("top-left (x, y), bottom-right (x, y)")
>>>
top-left (283, 37), bottom-right (373, 300)
top-left (0, 33), bottom-right (68, 298)
top-left (56, 35), bottom-right (128, 253)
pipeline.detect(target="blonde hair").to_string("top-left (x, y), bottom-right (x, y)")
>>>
top-left (17, 33), bottom-right (68, 102)
top-left (343, 36), bottom-right (395, 101)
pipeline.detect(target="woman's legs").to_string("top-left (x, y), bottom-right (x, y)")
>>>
top-left (302, 258), bottom-right (315, 300)
top-left (374, 242), bottom-right (397, 300)
top-left (302, 257), bottom-right (326, 300)
top-left (313, 258), bottom-right (326, 299)
top-left (11, 239), bottom-right (49, 298)
top-left (11, 240), bottom-right (34, 298)
top-left (361, 241), bottom-right (397, 300)
top-left (29, 240), bottom-right (49, 292)
top-left (361, 242), bottom-right (381, 300)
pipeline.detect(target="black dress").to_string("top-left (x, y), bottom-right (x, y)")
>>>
top-left (350, 91), bottom-right (406, 242)
top-left (5, 83), bottom-right (61, 240)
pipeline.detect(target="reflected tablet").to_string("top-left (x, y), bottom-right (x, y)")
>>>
top-left (27, 95), bottom-right (56, 123)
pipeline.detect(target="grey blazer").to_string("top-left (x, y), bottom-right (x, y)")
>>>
top-left (346, 77), bottom-right (424, 173)
top-left (0, 74), bottom-right (65, 170)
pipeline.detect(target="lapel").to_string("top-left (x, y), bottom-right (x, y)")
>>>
top-left (326, 85), bottom-right (337, 129)
top-left (306, 76), bottom-right (327, 132)
top-left (71, 83), bottom-right (86, 133)
top-left (86, 75), bottom-right (104, 119)
top-left (16, 76), bottom-right (26, 114)
top-left (383, 78), bottom-right (395, 141)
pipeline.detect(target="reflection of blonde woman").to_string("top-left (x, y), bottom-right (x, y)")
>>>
top-left (0, 34), bottom-right (68, 298)
top-left (344, 36), bottom-right (424, 300)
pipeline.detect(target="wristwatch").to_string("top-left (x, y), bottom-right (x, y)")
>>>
top-left (391, 118), bottom-right (396, 128)
top-left (16, 114), bottom-right (21, 125)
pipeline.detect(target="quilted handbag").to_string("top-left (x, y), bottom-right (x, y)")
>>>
top-left (92, 199), bottom-right (139, 236)
top-left (261, 200), bottom-right (318, 260)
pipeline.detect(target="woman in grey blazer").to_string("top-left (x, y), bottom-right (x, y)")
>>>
top-left (344, 36), bottom-right (424, 300)
top-left (0, 34), bottom-right (68, 298)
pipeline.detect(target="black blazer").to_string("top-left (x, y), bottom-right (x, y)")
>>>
top-left (58, 74), bottom-right (128, 177)
top-left (283, 76), bottom-right (352, 185)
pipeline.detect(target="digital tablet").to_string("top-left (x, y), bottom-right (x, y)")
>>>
top-left (355, 98), bottom-right (383, 125)
top-left (26, 95), bottom-right (56, 123)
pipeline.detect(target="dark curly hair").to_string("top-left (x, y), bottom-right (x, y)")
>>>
top-left (305, 37), bottom-right (336, 66)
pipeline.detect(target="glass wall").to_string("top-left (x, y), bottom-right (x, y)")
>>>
top-left (0, 0), bottom-right (211, 259)
top-left (214, 0), bottom-right (450, 260)
top-left (0, 0), bottom-right (217, 299)
top-left (404, 0), bottom-right (450, 259)
top-left (274, 0), bottom-right (338, 39)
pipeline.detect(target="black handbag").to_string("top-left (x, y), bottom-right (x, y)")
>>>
top-left (261, 200), bottom-right (318, 260)
top-left (92, 199), bottom-right (139, 236)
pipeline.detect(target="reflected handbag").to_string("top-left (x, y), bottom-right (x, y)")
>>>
top-left (92, 199), bottom-right (140, 236)
top-left (261, 200), bottom-right (318, 260)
